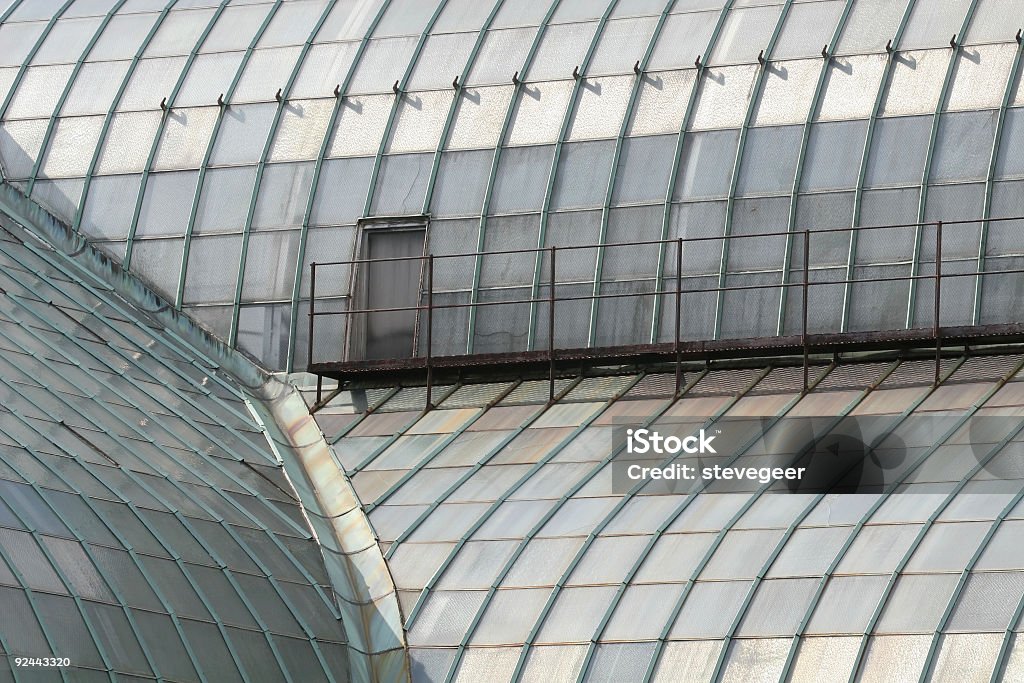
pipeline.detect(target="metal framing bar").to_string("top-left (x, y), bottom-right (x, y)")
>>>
top-left (419, 0), bottom-right (506, 214)
top-left (439, 374), bottom-right (651, 682)
top-left (173, 0), bottom-right (285, 309)
top-left (0, 0), bottom-right (75, 124)
top-left (121, 0), bottom-right (230, 269)
top-left (286, 0), bottom-right (394, 372)
top-left (711, 0), bottom-right (795, 340)
top-left (586, 0), bottom-right (678, 346)
top-left (226, 0), bottom-right (343, 346)
top-left (843, 357), bottom-right (1021, 682)
top-left (465, 0), bottom-right (563, 354)
top-left (0, 275), bottom-right (341, 680)
top-left (841, 0), bottom-right (917, 331)
top-left (73, 0), bottom-right (181, 232)
top-left (776, 0), bottom-right (857, 335)
top-left (379, 378), bottom-right (579, 560)
top-left (25, 0), bottom-right (129, 197)
top-left (905, 1), bottom-right (980, 327)
top-left (973, 29), bottom-right (1024, 324)
top-left (525, 1), bottom-right (619, 351)
top-left (358, 0), bottom-right (451, 220)
top-left (650, 0), bottom-right (734, 343)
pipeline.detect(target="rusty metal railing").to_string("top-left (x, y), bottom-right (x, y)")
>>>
top-left (308, 215), bottom-right (1024, 404)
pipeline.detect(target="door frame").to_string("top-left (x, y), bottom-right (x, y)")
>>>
top-left (346, 216), bottom-right (429, 361)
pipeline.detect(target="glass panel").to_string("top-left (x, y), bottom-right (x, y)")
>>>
top-left (210, 103), bottom-right (278, 166)
top-left (628, 70), bottom-right (695, 137)
top-left (649, 11), bottom-right (719, 71)
top-left (674, 129), bottom-right (740, 200)
top-left (470, 588), bottom-right (548, 645)
top-left (752, 59), bottom-right (822, 126)
top-left (587, 643), bottom-right (657, 682)
top-left (858, 635), bottom-right (931, 683)
top-left (566, 76), bottom-right (633, 141)
top-left (719, 638), bottom-right (790, 683)
top-left (801, 120), bottom-right (868, 192)
top-left (864, 115), bottom-right (931, 188)
top-left (467, 27), bottom-right (535, 87)
top-left (881, 49), bottom-right (950, 117)
top-left (711, 5), bottom-right (783, 66)
top-left (550, 140), bottom-right (614, 210)
top-left (817, 54), bottom-right (888, 121)
top-left (948, 571), bottom-right (1024, 631)
top-left (387, 90), bottom-right (453, 154)
top-left (589, 16), bottom-right (659, 76)
top-left (369, 153), bottom-right (433, 215)
top-left (836, 0), bottom-right (911, 55)
top-left (407, 590), bottom-right (487, 646)
top-left (875, 573), bottom-right (960, 634)
top-left (774, 0), bottom-right (845, 60)
top-left (490, 144), bottom-right (555, 213)
top-left (536, 585), bottom-right (618, 643)
top-left (268, 99), bottom-right (335, 162)
top-left (946, 43), bottom-right (1017, 111)
top-left (690, 64), bottom-right (759, 130)
top-left (735, 125), bottom-right (801, 196)
top-left (789, 636), bottom-right (861, 683)
top-left (930, 110), bottom-right (997, 182)
top-left (807, 575), bottom-right (889, 634)
top-left (526, 21), bottom-right (599, 82)
top-left (670, 580), bottom-right (751, 638)
top-left (899, 0), bottom-right (971, 50)
top-left (447, 85), bottom-right (514, 150)
top-left (507, 80), bottom-right (574, 146)
top-left (407, 33), bottom-right (476, 92)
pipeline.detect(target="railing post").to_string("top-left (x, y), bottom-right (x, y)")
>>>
top-left (309, 262), bottom-right (320, 403)
top-left (803, 229), bottom-right (810, 394)
top-left (675, 237), bottom-right (683, 395)
top-left (426, 254), bottom-right (434, 410)
top-left (549, 246), bottom-right (557, 403)
top-left (934, 221), bottom-right (942, 387)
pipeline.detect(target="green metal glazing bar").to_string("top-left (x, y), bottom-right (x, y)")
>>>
top-left (0, 0), bottom-right (24, 25)
top-left (381, 378), bottom-right (578, 560)
top-left (344, 384), bottom-right (460, 475)
top-left (920, 416), bottom-right (1024, 680)
top-left (712, 0), bottom-right (794, 341)
top-left (1, 218), bottom-right (307, 480)
top-left (991, 578), bottom-right (1024, 682)
top-left (0, 344), bottom-right (329, 680)
top-left (844, 366), bottom-right (1021, 683)
top-left (286, 0), bottom-right (394, 372)
top-left (509, 365), bottom-right (767, 683)
top-left (525, 1), bottom-right (619, 351)
top-left (841, 0), bottom-right (917, 331)
top-left (362, 381), bottom-right (522, 512)
top-left (706, 366), bottom-right (907, 683)
top-left (0, 428), bottom-right (227, 682)
top-left (401, 374), bottom-right (618, 630)
top-left (0, 0), bottom-right (74, 124)
top-left (122, 0), bottom-right (230, 269)
top-left (440, 375), bottom-right (650, 683)
top-left (906, 1), bottom-right (980, 328)
top-left (25, 0), bottom-right (129, 197)
top-left (0, 496), bottom-right (81, 683)
top-left (173, 0), bottom-right (285, 310)
top-left (650, 1), bottom-right (734, 344)
top-left (73, 0), bottom-right (180, 232)
top-left (358, 0), bottom-right (451, 220)
top-left (419, 0), bottom-right (505, 214)
top-left (227, 0), bottom-right (343, 346)
top-left (0, 413), bottom-right (167, 680)
top-left (773, 362), bottom-right (979, 683)
top-left (973, 34), bottom-right (1024, 324)
top-left (775, 0), bottom-right (856, 336)
top-left (573, 366), bottom-right (824, 683)
top-left (465, 0), bottom-right (562, 354)
top-left (586, 0), bottom-right (677, 347)
top-left (0, 241), bottom-right (316, 540)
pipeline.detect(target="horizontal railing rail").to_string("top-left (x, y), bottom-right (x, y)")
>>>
top-left (307, 215), bottom-right (1024, 405)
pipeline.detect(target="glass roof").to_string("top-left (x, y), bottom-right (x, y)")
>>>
top-left (1, 0), bottom-right (1022, 371)
top-left (0, 212), bottom-right (351, 681)
top-left (311, 351), bottom-right (1024, 682)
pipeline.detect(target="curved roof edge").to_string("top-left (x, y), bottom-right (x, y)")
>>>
top-left (0, 181), bottom-right (409, 683)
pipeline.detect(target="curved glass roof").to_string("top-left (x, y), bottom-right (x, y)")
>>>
top-left (1, 0), bottom-right (1024, 372)
top-left (0, 213), bottom-right (351, 681)
top-left (314, 353), bottom-right (1024, 682)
